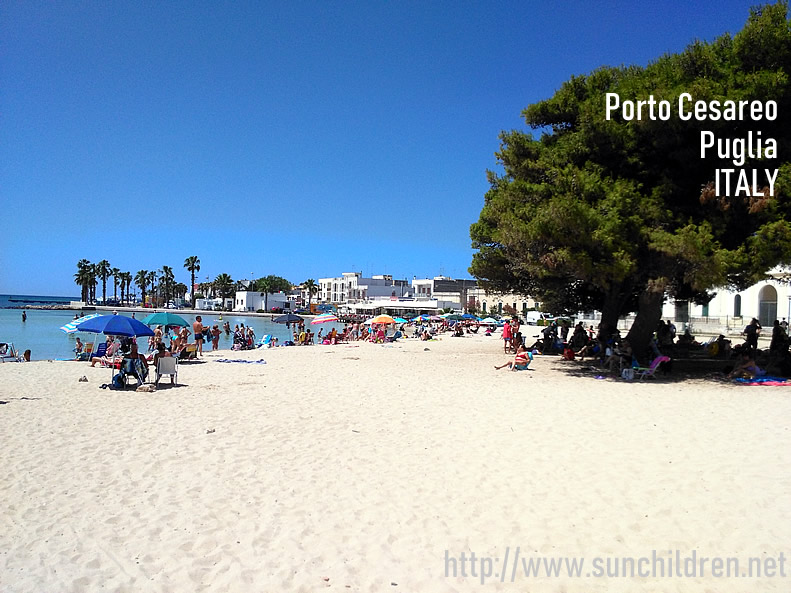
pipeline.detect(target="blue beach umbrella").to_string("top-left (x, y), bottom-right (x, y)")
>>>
top-left (76, 314), bottom-right (155, 337)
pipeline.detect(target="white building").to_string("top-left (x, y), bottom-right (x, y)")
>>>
top-left (195, 297), bottom-right (233, 311)
top-left (318, 273), bottom-right (410, 305)
top-left (662, 269), bottom-right (791, 333)
top-left (410, 277), bottom-right (480, 311)
top-left (233, 291), bottom-right (291, 312)
top-left (466, 287), bottom-right (540, 317)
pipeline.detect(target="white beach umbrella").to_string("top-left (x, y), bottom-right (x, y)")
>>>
top-left (59, 313), bottom-right (101, 333)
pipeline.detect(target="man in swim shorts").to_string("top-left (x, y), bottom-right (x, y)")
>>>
top-left (193, 315), bottom-right (206, 356)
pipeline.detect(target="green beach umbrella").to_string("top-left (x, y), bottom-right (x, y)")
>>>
top-left (141, 311), bottom-right (190, 328)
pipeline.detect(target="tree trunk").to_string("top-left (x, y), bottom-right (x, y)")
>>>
top-left (626, 287), bottom-right (666, 363)
top-left (597, 281), bottom-right (631, 345)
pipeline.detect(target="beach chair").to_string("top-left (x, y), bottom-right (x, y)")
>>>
top-left (117, 358), bottom-right (148, 389)
top-left (90, 342), bottom-right (108, 361)
top-left (77, 342), bottom-right (94, 361)
top-left (0, 343), bottom-right (20, 362)
top-left (635, 355), bottom-right (671, 379)
top-left (178, 344), bottom-right (198, 361)
top-left (155, 356), bottom-right (178, 386)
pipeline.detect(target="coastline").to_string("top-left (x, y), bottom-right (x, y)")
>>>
top-left (1, 334), bottom-right (789, 592)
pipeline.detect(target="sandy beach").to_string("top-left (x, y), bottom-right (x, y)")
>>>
top-left (1, 334), bottom-right (789, 592)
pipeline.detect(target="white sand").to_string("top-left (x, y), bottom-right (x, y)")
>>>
top-left (1, 335), bottom-right (789, 592)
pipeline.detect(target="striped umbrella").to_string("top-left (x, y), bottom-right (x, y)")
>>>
top-left (59, 313), bottom-right (101, 333)
top-left (311, 313), bottom-right (339, 324)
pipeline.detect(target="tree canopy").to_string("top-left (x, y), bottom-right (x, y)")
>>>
top-left (470, 2), bottom-right (791, 357)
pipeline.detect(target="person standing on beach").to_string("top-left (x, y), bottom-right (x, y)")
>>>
top-left (502, 319), bottom-right (512, 353)
top-left (22, 311), bottom-right (26, 322)
top-left (193, 316), bottom-right (206, 356)
top-left (211, 325), bottom-right (220, 350)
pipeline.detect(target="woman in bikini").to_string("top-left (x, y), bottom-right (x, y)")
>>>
top-left (495, 344), bottom-right (533, 371)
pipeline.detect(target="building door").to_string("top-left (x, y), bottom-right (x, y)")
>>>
top-left (758, 285), bottom-right (777, 327)
top-left (734, 294), bottom-right (741, 318)
top-left (674, 300), bottom-right (689, 323)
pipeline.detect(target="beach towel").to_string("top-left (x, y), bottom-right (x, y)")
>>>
top-left (734, 376), bottom-right (790, 386)
top-left (215, 359), bottom-right (267, 364)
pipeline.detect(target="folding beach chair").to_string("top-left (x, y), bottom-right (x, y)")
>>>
top-left (635, 356), bottom-right (671, 379)
top-left (117, 358), bottom-right (148, 389)
top-left (155, 356), bottom-right (178, 386)
top-left (0, 343), bottom-right (21, 362)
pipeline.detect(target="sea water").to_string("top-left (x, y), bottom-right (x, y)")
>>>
top-left (0, 297), bottom-right (344, 361)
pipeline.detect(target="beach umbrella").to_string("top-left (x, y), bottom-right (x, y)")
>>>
top-left (393, 317), bottom-right (408, 324)
top-left (461, 313), bottom-right (479, 320)
top-left (273, 313), bottom-right (304, 324)
top-left (429, 315), bottom-right (443, 321)
top-left (141, 311), bottom-right (189, 328)
top-left (311, 313), bottom-right (339, 324)
top-left (59, 313), bottom-right (101, 333)
top-left (480, 317), bottom-right (498, 324)
top-left (76, 314), bottom-right (155, 338)
top-left (370, 314), bottom-right (396, 325)
top-left (445, 314), bottom-right (465, 321)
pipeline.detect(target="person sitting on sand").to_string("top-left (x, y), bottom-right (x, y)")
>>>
top-left (728, 351), bottom-right (761, 379)
top-left (74, 337), bottom-right (83, 355)
top-left (495, 344), bottom-right (533, 371)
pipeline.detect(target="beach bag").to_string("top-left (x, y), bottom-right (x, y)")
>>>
top-left (621, 368), bottom-right (634, 381)
top-left (112, 373), bottom-right (125, 389)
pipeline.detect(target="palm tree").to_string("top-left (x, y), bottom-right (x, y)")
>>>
top-left (256, 276), bottom-right (275, 311)
top-left (88, 263), bottom-right (97, 303)
top-left (302, 278), bottom-right (318, 311)
top-left (122, 272), bottom-right (133, 305)
top-left (111, 267), bottom-right (120, 301)
top-left (96, 260), bottom-right (111, 304)
top-left (161, 266), bottom-right (175, 306)
top-left (118, 271), bottom-right (132, 305)
top-left (135, 270), bottom-right (149, 306)
top-left (183, 256), bottom-right (201, 309)
top-left (214, 273), bottom-right (234, 310)
top-left (74, 259), bottom-right (92, 303)
top-left (147, 271), bottom-right (158, 306)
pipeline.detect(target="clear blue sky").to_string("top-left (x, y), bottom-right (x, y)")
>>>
top-left (0, 0), bottom-right (758, 296)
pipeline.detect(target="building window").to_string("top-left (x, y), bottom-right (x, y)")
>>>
top-left (482, 301), bottom-right (487, 312)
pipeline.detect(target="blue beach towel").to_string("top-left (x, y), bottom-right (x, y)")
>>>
top-left (734, 376), bottom-right (789, 385)
top-left (215, 359), bottom-right (267, 364)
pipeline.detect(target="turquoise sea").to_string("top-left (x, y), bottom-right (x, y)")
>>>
top-left (0, 295), bottom-right (343, 361)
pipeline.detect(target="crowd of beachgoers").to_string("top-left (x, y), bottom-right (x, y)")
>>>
top-left (492, 314), bottom-right (791, 381)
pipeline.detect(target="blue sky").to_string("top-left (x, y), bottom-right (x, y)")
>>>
top-left (1, 0), bottom-right (758, 296)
